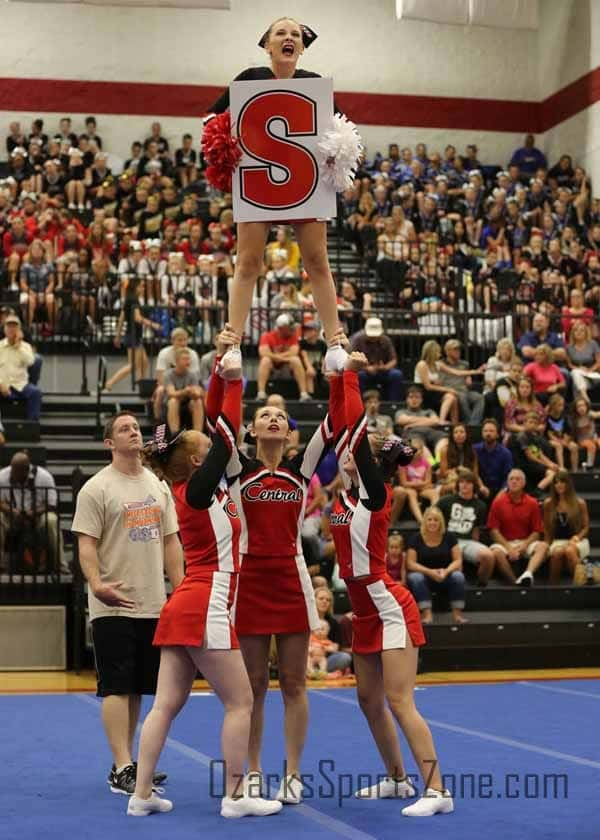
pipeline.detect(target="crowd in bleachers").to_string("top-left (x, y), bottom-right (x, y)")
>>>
top-left (1, 115), bottom-right (599, 614)
top-left (1, 119), bottom-right (599, 346)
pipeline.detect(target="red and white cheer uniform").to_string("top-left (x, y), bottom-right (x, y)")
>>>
top-left (206, 361), bottom-right (331, 635)
top-left (153, 377), bottom-right (242, 650)
top-left (328, 371), bottom-right (425, 654)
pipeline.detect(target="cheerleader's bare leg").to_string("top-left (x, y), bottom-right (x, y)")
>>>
top-left (134, 645), bottom-right (253, 800)
top-left (134, 646), bottom-right (197, 800)
top-left (354, 652), bottom-right (408, 781)
top-left (186, 645), bottom-right (254, 797)
top-left (381, 641), bottom-right (443, 791)
top-left (221, 222), bottom-right (271, 378)
top-left (237, 634), bottom-right (272, 772)
top-left (293, 221), bottom-right (348, 371)
top-left (275, 631), bottom-right (311, 778)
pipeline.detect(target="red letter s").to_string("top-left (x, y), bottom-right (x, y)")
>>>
top-left (237, 91), bottom-right (318, 210)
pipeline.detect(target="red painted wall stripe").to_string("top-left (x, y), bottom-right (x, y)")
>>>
top-left (0, 66), bottom-right (598, 133)
top-left (539, 66), bottom-right (600, 132)
top-left (333, 92), bottom-right (538, 132)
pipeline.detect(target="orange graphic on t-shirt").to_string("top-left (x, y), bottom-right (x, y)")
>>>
top-left (124, 506), bottom-right (161, 529)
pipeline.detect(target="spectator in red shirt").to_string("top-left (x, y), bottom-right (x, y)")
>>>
top-left (37, 207), bottom-right (62, 260)
top-left (87, 220), bottom-right (115, 263)
top-left (179, 223), bottom-right (205, 265)
top-left (385, 533), bottom-right (406, 583)
top-left (560, 288), bottom-right (594, 340)
top-left (487, 469), bottom-right (548, 586)
top-left (256, 313), bottom-right (310, 402)
top-left (14, 193), bottom-right (40, 238)
top-left (56, 223), bottom-right (84, 258)
top-left (3, 216), bottom-right (33, 285)
top-left (523, 344), bottom-right (566, 404)
top-left (202, 222), bottom-right (233, 257)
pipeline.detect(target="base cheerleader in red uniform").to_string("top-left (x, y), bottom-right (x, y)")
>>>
top-left (206, 344), bottom-right (333, 804)
top-left (127, 331), bottom-right (281, 820)
top-left (328, 347), bottom-right (454, 817)
top-left (205, 16), bottom-right (348, 379)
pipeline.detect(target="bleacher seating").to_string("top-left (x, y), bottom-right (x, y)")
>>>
top-left (2, 119), bottom-right (599, 672)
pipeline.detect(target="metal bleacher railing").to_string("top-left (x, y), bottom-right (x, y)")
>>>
top-left (3, 248), bottom-right (555, 396)
top-left (0, 486), bottom-right (63, 584)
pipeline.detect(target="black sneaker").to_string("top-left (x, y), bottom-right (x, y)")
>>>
top-left (108, 763), bottom-right (168, 789)
top-left (110, 763), bottom-right (137, 795)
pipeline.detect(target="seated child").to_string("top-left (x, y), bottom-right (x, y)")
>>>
top-left (545, 393), bottom-right (578, 470)
top-left (396, 435), bottom-right (439, 523)
top-left (307, 619), bottom-right (339, 678)
top-left (516, 411), bottom-right (559, 492)
top-left (385, 533), bottom-right (406, 583)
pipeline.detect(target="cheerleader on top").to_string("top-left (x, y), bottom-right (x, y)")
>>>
top-left (208, 23), bottom-right (322, 114)
top-left (202, 17), bottom-right (355, 384)
top-left (327, 348), bottom-right (454, 818)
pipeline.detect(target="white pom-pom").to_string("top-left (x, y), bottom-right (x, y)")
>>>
top-left (317, 114), bottom-right (363, 192)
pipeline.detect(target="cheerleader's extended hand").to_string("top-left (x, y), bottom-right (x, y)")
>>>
top-left (345, 351), bottom-right (369, 372)
top-left (216, 324), bottom-right (242, 356)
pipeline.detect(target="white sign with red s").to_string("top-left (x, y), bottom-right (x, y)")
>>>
top-left (229, 76), bottom-right (337, 222)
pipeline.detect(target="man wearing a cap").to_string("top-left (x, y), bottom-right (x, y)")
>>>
top-left (0, 315), bottom-right (42, 421)
top-left (256, 314), bottom-right (310, 402)
top-left (350, 317), bottom-right (403, 400)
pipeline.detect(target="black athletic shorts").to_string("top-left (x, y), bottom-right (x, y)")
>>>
top-left (91, 616), bottom-right (160, 697)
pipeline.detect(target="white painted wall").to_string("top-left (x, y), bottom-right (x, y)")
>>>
top-left (542, 103), bottom-right (600, 181)
top-left (0, 0), bottom-right (539, 164)
top-left (1, 0), bottom-right (538, 98)
top-left (537, 0), bottom-right (600, 99)
top-left (537, 0), bottom-right (600, 191)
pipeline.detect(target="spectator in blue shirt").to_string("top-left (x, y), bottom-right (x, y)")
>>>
top-left (510, 134), bottom-right (547, 179)
top-left (474, 419), bottom-right (513, 498)
top-left (517, 311), bottom-right (567, 365)
top-left (415, 142), bottom-right (429, 167)
top-left (464, 144), bottom-right (482, 171)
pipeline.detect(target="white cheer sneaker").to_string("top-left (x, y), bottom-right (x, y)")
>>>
top-left (220, 795), bottom-right (283, 818)
top-left (324, 343), bottom-right (348, 373)
top-left (276, 773), bottom-right (304, 804)
top-left (127, 792), bottom-right (173, 817)
top-left (355, 775), bottom-right (416, 799)
top-left (401, 788), bottom-right (454, 817)
top-left (219, 346), bottom-right (242, 380)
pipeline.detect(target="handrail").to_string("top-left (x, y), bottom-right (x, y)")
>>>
top-left (96, 355), bottom-right (108, 437)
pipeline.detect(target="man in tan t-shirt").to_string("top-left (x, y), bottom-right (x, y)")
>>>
top-left (72, 411), bottom-right (183, 795)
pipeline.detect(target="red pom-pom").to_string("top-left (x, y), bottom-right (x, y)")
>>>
top-left (201, 112), bottom-right (242, 193)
